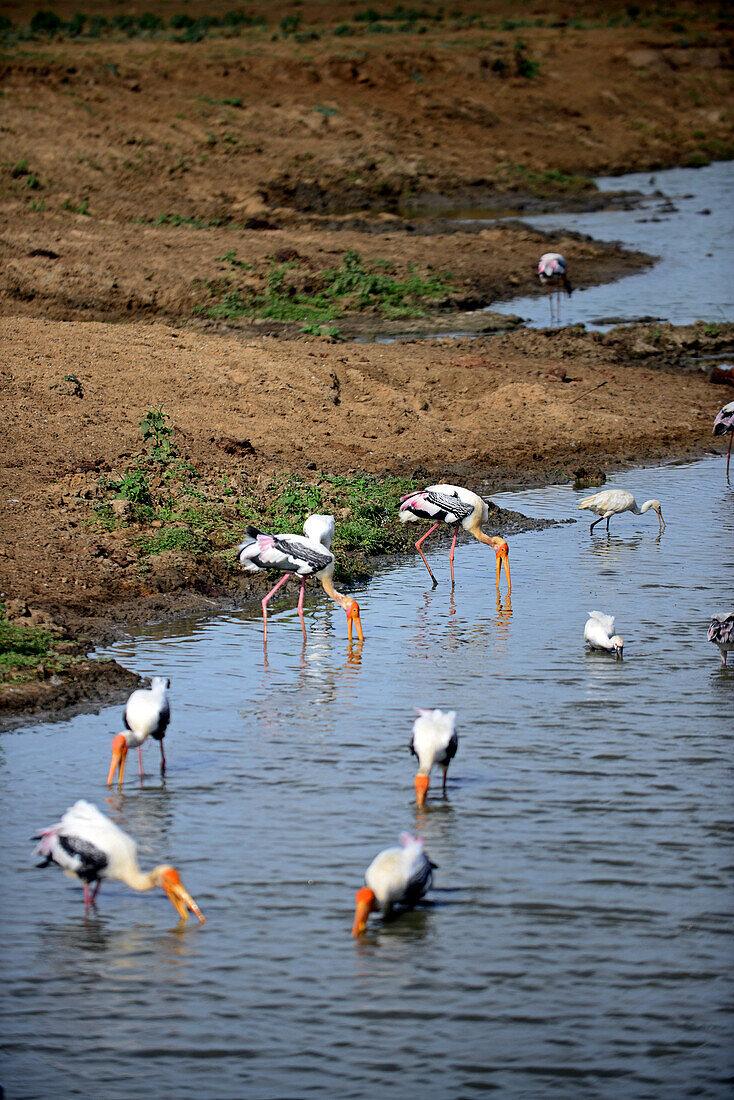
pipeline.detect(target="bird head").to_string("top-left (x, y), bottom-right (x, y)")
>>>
top-left (107, 733), bottom-right (128, 786)
top-left (415, 774), bottom-right (430, 807)
top-left (154, 866), bottom-right (206, 923)
top-left (611, 635), bottom-right (624, 658)
top-left (494, 540), bottom-right (511, 593)
top-left (345, 599), bottom-right (364, 643)
top-left (351, 887), bottom-right (377, 936)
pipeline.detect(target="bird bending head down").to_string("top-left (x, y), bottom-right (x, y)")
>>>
top-left (107, 732), bottom-right (129, 786)
top-left (153, 866), bottom-right (206, 923)
top-left (352, 886), bottom-right (378, 936)
top-left (345, 597), bottom-right (364, 643)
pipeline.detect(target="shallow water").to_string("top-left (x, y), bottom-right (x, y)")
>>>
top-left (1, 457), bottom-right (733, 1099)
top-left (491, 161), bottom-right (734, 329)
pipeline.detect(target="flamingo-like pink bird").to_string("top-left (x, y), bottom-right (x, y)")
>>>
top-left (538, 252), bottom-right (572, 323)
top-left (399, 484), bottom-right (511, 591)
top-left (713, 400), bottom-right (734, 477)
top-left (236, 513), bottom-right (363, 644)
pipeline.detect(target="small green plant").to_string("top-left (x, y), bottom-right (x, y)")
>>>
top-left (63, 198), bottom-right (90, 215)
top-left (140, 405), bottom-right (180, 464)
top-left (29, 199), bottom-right (46, 212)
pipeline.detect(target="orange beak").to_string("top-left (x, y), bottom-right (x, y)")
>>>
top-left (415, 774), bottom-right (430, 807)
top-left (351, 887), bottom-right (376, 936)
top-left (347, 601), bottom-right (364, 643)
top-left (160, 868), bottom-right (206, 923)
top-left (107, 733), bottom-right (128, 786)
top-left (496, 545), bottom-right (511, 593)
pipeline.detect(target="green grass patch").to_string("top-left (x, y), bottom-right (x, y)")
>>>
top-left (0, 613), bottom-right (55, 671)
top-left (195, 249), bottom-right (454, 325)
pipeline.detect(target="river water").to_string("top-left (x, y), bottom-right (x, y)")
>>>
top-left (1, 456), bottom-right (732, 1098)
top-left (491, 160), bottom-right (734, 329)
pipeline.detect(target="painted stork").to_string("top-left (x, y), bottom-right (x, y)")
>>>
top-left (398, 484), bottom-right (511, 591)
top-left (537, 252), bottom-right (572, 323)
top-left (410, 708), bottom-right (458, 806)
top-left (578, 489), bottom-right (665, 534)
top-left (236, 514), bottom-right (363, 644)
top-left (34, 800), bottom-right (205, 922)
top-left (352, 832), bottom-right (435, 936)
top-left (584, 610), bottom-right (624, 658)
top-left (713, 401), bottom-right (734, 477)
top-left (108, 676), bottom-right (170, 786)
top-left (708, 612), bottom-right (734, 666)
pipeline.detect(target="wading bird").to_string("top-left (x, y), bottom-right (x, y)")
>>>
top-left (108, 676), bottom-right (170, 785)
top-left (707, 612), bottom-right (734, 666)
top-left (410, 708), bottom-right (458, 806)
top-left (578, 489), bottom-right (665, 534)
top-left (584, 610), bottom-right (624, 658)
top-left (399, 484), bottom-right (511, 591)
top-left (34, 800), bottom-right (205, 922)
top-left (713, 401), bottom-right (734, 477)
top-left (538, 252), bottom-right (572, 323)
top-left (352, 833), bottom-right (435, 936)
top-left (237, 514), bottom-right (363, 644)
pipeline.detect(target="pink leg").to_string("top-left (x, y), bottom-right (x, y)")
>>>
top-left (261, 573), bottom-right (292, 642)
top-left (297, 577), bottom-right (307, 639)
top-left (727, 431), bottom-right (732, 478)
top-left (415, 523), bottom-right (441, 587)
top-left (449, 529), bottom-right (458, 588)
top-left (83, 882), bottom-right (91, 913)
top-left (138, 745), bottom-right (144, 778)
top-left (159, 740), bottom-right (166, 775)
top-left (91, 881), bottom-right (102, 903)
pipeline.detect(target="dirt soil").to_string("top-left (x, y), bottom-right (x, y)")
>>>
top-left (1, 1), bottom-right (732, 723)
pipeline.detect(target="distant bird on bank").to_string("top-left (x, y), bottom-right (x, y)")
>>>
top-left (108, 676), bottom-right (170, 786)
top-left (237, 514), bottom-right (363, 644)
top-left (707, 612), bottom-right (734, 666)
top-left (399, 484), bottom-right (511, 591)
top-left (410, 708), bottom-right (458, 806)
top-left (352, 833), bottom-right (435, 936)
top-left (34, 800), bottom-right (205, 922)
top-left (537, 252), bottom-right (572, 323)
top-left (578, 489), bottom-right (665, 534)
top-left (584, 610), bottom-right (624, 658)
top-left (713, 401), bottom-right (734, 477)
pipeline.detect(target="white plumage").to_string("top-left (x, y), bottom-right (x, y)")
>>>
top-left (398, 483), bottom-right (510, 590)
top-left (34, 800), bottom-right (205, 921)
top-left (713, 401), bottom-right (734, 476)
top-left (410, 708), bottom-right (459, 805)
top-left (537, 252), bottom-right (572, 322)
top-left (578, 489), bottom-right (665, 534)
top-left (352, 833), bottom-right (435, 935)
top-left (108, 676), bottom-right (170, 785)
top-left (584, 610), bottom-right (624, 657)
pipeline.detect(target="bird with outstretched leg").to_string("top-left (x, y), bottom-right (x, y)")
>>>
top-left (578, 489), bottom-right (665, 534)
top-left (713, 401), bottom-right (734, 478)
top-left (410, 708), bottom-right (459, 806)
top-left (398, 484), bottom-right (510, 592)
top-left (584, 611), bottom-right (624, 658)
top-left (708, 612), bottom-right (734, 666)
top-left (108, 676), bottom-right (170, 786)
top-left (351, 833), bottom-right (435, 936)
top-left (236, 514), bottom-right (363, 645)
top-left (538, 252), bottom-right (572, 324)
top-left (34, 800), bottom-right (205, 923)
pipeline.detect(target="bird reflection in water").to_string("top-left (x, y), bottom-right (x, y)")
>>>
top-left (103, 787), bottom-right (176, 862)
top-left (352, 906), bottom-right (433, 958)
top-left (492, 593), bottom-right (513, 656)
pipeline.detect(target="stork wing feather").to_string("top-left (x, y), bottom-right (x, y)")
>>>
top-left (588, 610), bottom-right (615, 634)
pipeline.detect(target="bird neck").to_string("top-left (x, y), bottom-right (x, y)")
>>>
top-left (320, 571), bottom-right (350, 612)
top-left (469, 522), bottom-right (502, 550)
top-left (117, 864), bottom-right (162, 892)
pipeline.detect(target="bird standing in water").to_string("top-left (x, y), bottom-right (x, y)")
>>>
top-left (352, 833), bottom-right (435, 936)
top-left (399, 484), bottom-right (511, 591)
top-left (708, 612), bottom-right (734, 666)
top-left (108, 676), bottom-right (170, 786)
top-left (237, 514), bottom-right (363, 644)
top-left (578, 489), bottom-right (665, 534)
top-left (584, 611), bottom-right (624, 658)
top-left (537, 252), bottom-right (572, 323)
top-left (713, 401), bottom-right (734, 477)
top-left (34, 800), bottom-right (205, 922)
top-left (410, 708), bottom-right (458, 806)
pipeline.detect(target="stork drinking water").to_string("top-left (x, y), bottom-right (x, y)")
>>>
top-left (410, 708), bottom-right (458, 806)
top-left (578, 489), bottom-right (665, 534)
top-left (236, 514), bottom-right (363, 644)
top-left (584, 610), bottom-right (624, 658)
top-left (399, 484), bottom-right (510, 591)
top-left (34, 800), bottom-right (205, 922)
top-left (108, 676), bottom-right (170, 786)
top-left (351, 833), bottom-right (435, 936)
